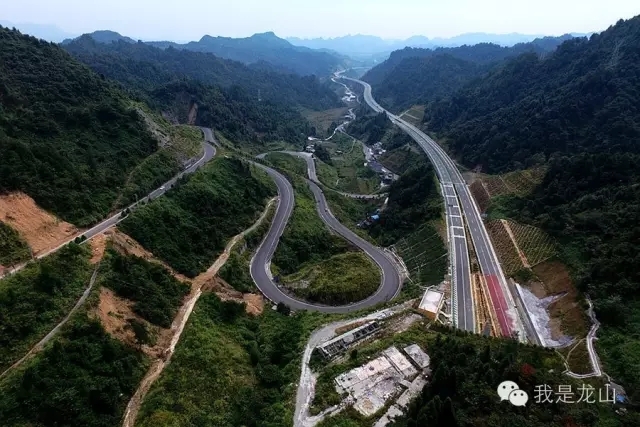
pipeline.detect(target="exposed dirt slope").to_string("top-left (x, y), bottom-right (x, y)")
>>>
top-left (0, 192), bottom-right (82, 256)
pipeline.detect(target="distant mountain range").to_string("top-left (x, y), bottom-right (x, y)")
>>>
top-left (62, 30), bottom-right (347, 76)
top-left (6, 23), bottom-right (595, 77)
top-left (287, 32), bottom-right (592, 58)
top-left (0, 21), bottom-right (77, 42)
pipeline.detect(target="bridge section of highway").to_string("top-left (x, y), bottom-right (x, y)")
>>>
top-left (341, 76), bottom-right (518, 337)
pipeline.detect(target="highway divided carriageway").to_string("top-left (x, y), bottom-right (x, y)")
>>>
top-left (340, 75), bottom-right (516, 337)
top-left (249, 155), bottom-right (402, 314)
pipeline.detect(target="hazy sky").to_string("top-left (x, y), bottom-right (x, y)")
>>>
top-left (3, 0), bottom-right (640, 40)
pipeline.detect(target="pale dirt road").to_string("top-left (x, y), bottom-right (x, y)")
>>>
top-left (121, 198), bottom-right (275, 427)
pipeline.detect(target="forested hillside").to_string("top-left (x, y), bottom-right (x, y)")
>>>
top-left (0, 26), bottom-right (164, 226)
top-left (364, 36), bottom-right (573, 112)
top-left (418, 16), bottom-right (640, 396)
top-left (63, 36), bottom-right (338, 144)
top-left (145, 31), bottom-right (344, 76)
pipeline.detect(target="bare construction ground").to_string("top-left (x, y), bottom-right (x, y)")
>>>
top-left (533, 261), bottom-right (588, 338)
top-left (0, 192), bottom-right (82, 256)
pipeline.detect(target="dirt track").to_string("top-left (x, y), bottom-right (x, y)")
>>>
top-left (121, 198), bottom-right (275, 427)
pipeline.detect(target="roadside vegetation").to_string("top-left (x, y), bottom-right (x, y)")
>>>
top-left (0, 27), bottom-right (164, 226)
top-left (393, 224), bottom-right (447, 286)
top-left (119, 157), bottom-right (275, 277)
top-left (0, 312), bottom-right (149, 427)
top-left (0, 222), bottom-right (30, 268)
top-left (0, 243), bottom-right (92, 372)
top-left (314, 323), bottom-right (630, 427)
top-left (315, 134), bottom-right (380, 194)
top-left (116, 114), bottom-right (204, 209)
top-left (136, 293), bottom-right (331, 427)
top-left (271, 170), bottom-right (352, 276)
top-left (284, 252), bottom-right (380, 305)
top-left (100, 248), bottom-right (190, 328)
top-left (368, 162), bottom-right (442, 246)
top-left (323, 190), bottom-right (379, 233)
top-left (218, 201), bottom-right (276, 293)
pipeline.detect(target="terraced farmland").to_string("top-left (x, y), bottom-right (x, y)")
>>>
top-left (393, 223), bottom-right (447, 286)
top-left (482, 167), bottom-right (546, 198)
top-left (399, 105), bottom-right (425, 126)
top-left (507, 220), bottom-right (556, 266)
top-left (485, 220), bottom-right (523, 276)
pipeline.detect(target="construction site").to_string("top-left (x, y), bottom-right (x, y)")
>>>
top-left (335, 345), bottom-right (430, 417)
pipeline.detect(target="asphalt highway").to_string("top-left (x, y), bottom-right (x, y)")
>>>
top-left (340, 77), bottom-right (484, 332)
top-left (2, 128), bottom-right (217, 278)
top-left (79, 128), bottom-right (216, 241)
top-left (249, 157), bottom-right (402, 313)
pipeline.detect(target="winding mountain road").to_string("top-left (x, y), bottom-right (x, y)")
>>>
top-left (1, 128), bottom-right (217, 279)
top-left (249, 156), bottom-right (402, 313)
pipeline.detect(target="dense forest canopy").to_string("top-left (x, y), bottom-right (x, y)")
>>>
top-left (409, 16), bottom-right (640, 398)
top-left (144, 31), bottom-right (345, 77)
top-left (363, 35), bottom-right (574, 112)
top-left (63, 36), bottom-right (340, 111)
top-left (62, 36), bottom-right (337, 144)
top-left (0, 26), bottom-right (161, 225)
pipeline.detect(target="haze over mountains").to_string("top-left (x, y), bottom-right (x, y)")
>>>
top-left (286, 32), bottom-right (590, 57)
top-left (2, 19), bottom-right (591, 65)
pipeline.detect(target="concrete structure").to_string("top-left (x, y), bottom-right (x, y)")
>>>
top-left (318, 321), bottom-right (380, 358)
top-left (403, 344), bottom-right (430, 369)
top-left (383, 347), bottom-right (417, 378)
top-left (418, 289), bottom-right (444, 319)
top-left (335, 345), bottom-right (426, 417)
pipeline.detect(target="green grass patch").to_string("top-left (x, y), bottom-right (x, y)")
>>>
top-left (323, 190), bottom-right (380, 240)
top-left (0, 221), bottom-right (30, 267)
top-left (116, 124), bottom-right (205, 209)
top-left (272, 175), bottom-right (351, 275)
top-left (565, 339), bottom-right (593, 375)
top-left (119, 157), bottom-right (275, 277)
top-left (0, 314), bottom-right (149, 427)
top-left (378, 144), bottom-right (423, 175)
top-left (219, 201), bottom-right (276, 293)
top-left (315, 136), bottom-right (380, 194)
top-left (301, 106), bottom-right (350, 138)
top-left (100, 248), bottom-right (190, 327)
top-left (284, 252), bottom-right (381, 305)
top-left (264, 152), bottom-right (308, 177)
top-left (0, 243), bottom-right (92, 371)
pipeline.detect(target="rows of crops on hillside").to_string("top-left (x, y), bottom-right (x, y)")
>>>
top-left (393, 223), bottom-right (447, 286)
top-left (507, 220), bottom-right (557, 266)
top-left (485, 220), bottom-right (523, 276)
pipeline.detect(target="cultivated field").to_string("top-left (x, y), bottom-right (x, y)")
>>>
top-left (481, 167), bottom-right (546, 198)
top-left (301, 107), bottom-right (350, 138)
top-left (393, 223), bottom-right (447, 286)
top-left (485, 220), bottom-right (524, 277)
top-left (399, 105), bottom-right (425, 126)
top-left (507, 220), bottom-right (557, 266)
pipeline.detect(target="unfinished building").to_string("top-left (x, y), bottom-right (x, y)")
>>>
top-left (403, 344), bottom-right (430, 369)
top-left (417, 289), bottom-right (444, 319)
top-left (318, 321), bottom-right (380, 358)
top-left (334, 344), bottom-right (428, 417)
